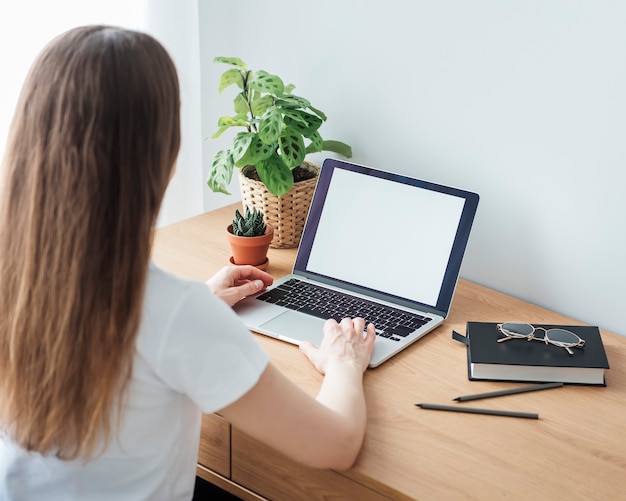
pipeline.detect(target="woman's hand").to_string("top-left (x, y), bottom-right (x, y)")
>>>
top-left (206, 265), bottom-right (273, 307)
top-left (299, 317), bottom-right (376, 374)
top-left (220, 317), bottom-right (375, 470)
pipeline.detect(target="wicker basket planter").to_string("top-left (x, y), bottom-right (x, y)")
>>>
top-left (239, 162), bottom-right (319, 249)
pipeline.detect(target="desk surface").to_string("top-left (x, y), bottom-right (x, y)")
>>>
top-left (153, 203), bottom-right (626, 500)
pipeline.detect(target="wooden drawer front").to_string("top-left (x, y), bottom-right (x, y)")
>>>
top-left (197, 413), bottom-right (230, 478)
top-left (231, 429), bottom-right (390, 500)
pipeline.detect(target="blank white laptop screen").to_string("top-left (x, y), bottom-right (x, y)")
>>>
top-left (305, 168), bottom-right (466, 306)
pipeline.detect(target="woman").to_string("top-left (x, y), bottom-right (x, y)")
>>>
top-left (0, 26), bottom-right (375, 500)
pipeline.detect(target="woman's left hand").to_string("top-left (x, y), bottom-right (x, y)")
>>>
top-left (206, 265), bottom-right (274, 307)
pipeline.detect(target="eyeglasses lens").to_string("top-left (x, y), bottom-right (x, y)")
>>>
top-left (545, 329), bottom-right (579, 344)
top-left (502, 323), bottom-right (534, 336)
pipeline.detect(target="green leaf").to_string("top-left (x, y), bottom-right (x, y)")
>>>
top-left (305, 130), bottom-right (323, 153)
top-left (275, 94), bottom-right (310, 109)
top-left (249, 137), bottom-right (275, 161)
top-left (233, 136), bottom-right (275, 167)
top-left (251, 95), bottom-right (274, 117)
top-left (218, 68), bottom-right (244, 93)
top-left (283, 110), bottom-right (323, 137)
top-left (234, 93), bottom-right (249, 115)
top-left (233, 148), bottom-right (255, 168)
top-left (281, 109), bottom-right (307, 126)
top-left (249, 70), bottom-right (284, 95)
top-left (217, 115), bottom-right (236, 127)
top-left (322, 140), bottom-right (352, 158)
top-left (231, 132), bottom-right (255, 163)
top-left (284, 83), bottom-right (296, 94)
top-left (278, 126), bottom-right (306, 168)
top-left (258, 106), bottom-right (283, 144)
top-left (212, 115), bottom-right (248, 138)
top-left (216, 115), bottom-right (248, 128)
top-left (308, 104), bottom-right (327, 121)
top-left (256, 153), bottom-right (293, 196)
top-left (207, 150), bottom-right (234, 195)
top-left (211, 126), bottom-right (230, 139)
top-left (214, 56), bottom-right (247, 69)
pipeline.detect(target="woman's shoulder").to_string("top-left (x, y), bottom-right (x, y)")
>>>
top-left (139, 263), bottom-right (206, 345)
top-left (136, 263), bottom-right (269, 411)
top-left (146, 261), bottom-right (199, 297)
top-left (141, 262), bottom-right (253, 346)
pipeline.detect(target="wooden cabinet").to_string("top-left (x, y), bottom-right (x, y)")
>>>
top-left (197, 413), bottom-right (230, 478)
top-left (196, 413), bottom-right (266, 501)
top-left (231, 428), bottom-right (391, 501)
top-left (196, 414), bottom-right (392, 501)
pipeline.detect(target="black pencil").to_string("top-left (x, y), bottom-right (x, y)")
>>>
top-left (453, 382), bottom-right (564, 402)
top-left (416, 403), bottom-right (539, 419)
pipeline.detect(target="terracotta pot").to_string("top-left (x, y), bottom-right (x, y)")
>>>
top-left (226, 223), bottom-right (274, 268)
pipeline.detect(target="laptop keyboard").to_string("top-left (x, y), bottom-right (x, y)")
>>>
top-left (256, 278), bottom-right (432, 342)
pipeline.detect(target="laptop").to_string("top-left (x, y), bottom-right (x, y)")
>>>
top-left (234, 158), bottom-right (480, 367)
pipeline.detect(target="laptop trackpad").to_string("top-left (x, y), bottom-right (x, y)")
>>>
top-left (260, 311), bottom-right (325, 347)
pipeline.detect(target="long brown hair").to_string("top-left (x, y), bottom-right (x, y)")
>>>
top-left (0, 26), bottom-right (180, 460)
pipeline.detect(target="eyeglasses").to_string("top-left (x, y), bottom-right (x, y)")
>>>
top-left (497, 322), bottom-right (585, 356)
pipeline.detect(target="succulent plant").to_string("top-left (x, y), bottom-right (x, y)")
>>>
top-left (231, 207), bottom-right (267, 237)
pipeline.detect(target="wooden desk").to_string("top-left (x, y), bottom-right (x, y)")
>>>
top-left (153, 204), bottom-right (626, 501)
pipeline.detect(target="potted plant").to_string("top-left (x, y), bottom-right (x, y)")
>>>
top-left (226, 206), bottom-right (273, 270)
top-left (206, 56), bottom-right (352, 248)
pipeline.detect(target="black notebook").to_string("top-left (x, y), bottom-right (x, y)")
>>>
top-left (461, 322), bottom-right (609, 385)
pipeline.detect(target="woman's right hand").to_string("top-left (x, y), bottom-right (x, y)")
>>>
top-left (220, 317), bottom-right (376, 470)
top-left (299, 317), bottom-right (376, 374)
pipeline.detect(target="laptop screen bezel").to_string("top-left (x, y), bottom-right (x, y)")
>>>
top-left (293, 158), bottom-right (480, 317)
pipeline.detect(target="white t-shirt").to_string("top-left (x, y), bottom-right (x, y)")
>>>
top-left (0, 264), bottom-right (269, 500)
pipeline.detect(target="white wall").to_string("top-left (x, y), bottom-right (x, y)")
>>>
top-left (0, 1), bottom-right (204, 228)
top-left (0, 1), bottom-right (142, 165)
top-left (3, 2), bottom-right (623, 336)
top-left (198, 1), bottom-right (626, 336)
top-left (0, 0), bottom-right (208, 229)
top-left (142, 0), bottom-right (206, 227)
